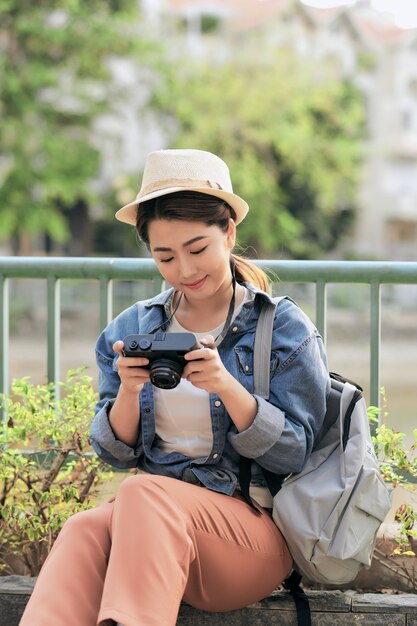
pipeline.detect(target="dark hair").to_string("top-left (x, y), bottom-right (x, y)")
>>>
top-left (136, 191), bottom-right (270, 292)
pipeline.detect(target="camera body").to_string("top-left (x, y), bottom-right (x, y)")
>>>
top-left (122, 332), bottom-right (200, 389)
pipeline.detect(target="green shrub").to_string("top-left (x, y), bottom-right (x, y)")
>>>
top-left (369, 401), bottom-right (417, 557)
top-left (0, 369), bottom-right (113, 576)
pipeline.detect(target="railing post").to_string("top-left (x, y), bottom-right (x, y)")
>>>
top-left (370, 281), bottom-right (381, 421)
top-left (315, 281), bottom-right (327, 346)
top-left (0, 275), bottom-right (9, 423)
top-left (47, 276), bottom-right (61, 392)
top-left (99, 276), bottom-right (113, 331)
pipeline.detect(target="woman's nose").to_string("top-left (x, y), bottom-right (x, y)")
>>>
top-left (179, 257), bottom-right (197, 280)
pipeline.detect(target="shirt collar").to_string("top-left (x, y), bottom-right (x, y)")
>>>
top-left (143, 282), bottom-right (275, 310)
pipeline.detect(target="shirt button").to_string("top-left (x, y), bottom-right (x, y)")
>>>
top-left (144, 407), bottom-right (151, 413)
top-left (245, 365), bottom-right (249, 372)
top-left (212, 453), bottom-right (219, 459)
top-left (214, 400), bottom-right (222, 407)
top-left (232, 325), bottom-right (238, 332)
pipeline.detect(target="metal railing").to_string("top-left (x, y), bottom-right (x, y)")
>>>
top-left (1, 257), bottom-right (417, 418)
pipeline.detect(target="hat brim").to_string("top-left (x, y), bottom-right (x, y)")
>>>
top-left (115, 187), bottom-right (249, 226)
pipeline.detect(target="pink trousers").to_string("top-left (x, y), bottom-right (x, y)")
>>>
top-left (20, 474), bottom-right (292, 626)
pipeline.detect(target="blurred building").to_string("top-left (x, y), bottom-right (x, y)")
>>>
top-left (152, 0), bottom-right (417, 261)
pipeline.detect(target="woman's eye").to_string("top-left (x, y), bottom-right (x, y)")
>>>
top-left (159, 257), bottom-right (174, 263)
top-left (191, 246), bottom-right (208, 255)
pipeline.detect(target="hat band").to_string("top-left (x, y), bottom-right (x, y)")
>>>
top-left (138, 178), bottom-right (224, 199)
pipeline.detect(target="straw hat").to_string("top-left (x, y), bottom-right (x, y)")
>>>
top-left (115, 149), bottom-right (249, 225)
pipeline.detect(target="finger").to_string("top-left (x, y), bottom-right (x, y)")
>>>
top-left (118, 357), bottom-right (149, 368)
top-left (183, 360), bottom-right (212, 378)
top-left (184, 346), bottom-right (216, 361)
top-left (113, 340), bottom-right (124, 355)
top-left (199, 335), bottom-right (216, 349)
top-left (185, 372), bottom-right (211, 386)
top-left (120, 367), bottom-right (151, 382)
top-left (125, 372), bottom-right (151, 383)
top-left (200, 334), bottom-right (214, 345)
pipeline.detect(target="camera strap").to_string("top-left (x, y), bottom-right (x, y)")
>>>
top-left (213, 271), bottom-right (236, 347)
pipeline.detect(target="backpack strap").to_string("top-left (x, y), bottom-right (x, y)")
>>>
top-left (240, 296), bottom-right (285, 503)
top-left (283, 571), bottom-right (312, 626)
top-left (253, 296), bottom-right (286, 400)
top-left (239, 296), bottom-right (290, 499)
top-left (242, 295), bottom-right (312, 626)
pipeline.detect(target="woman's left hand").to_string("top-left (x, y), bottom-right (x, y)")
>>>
top-left (182, 335), bottom-right (233, 395)
top-left (184, 335), bottom-right (258, 431)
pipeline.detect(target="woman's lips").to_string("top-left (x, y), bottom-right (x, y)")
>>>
top-left (183, 276), bottom-right (207, 289)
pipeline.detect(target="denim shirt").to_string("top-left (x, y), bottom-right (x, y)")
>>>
top-left (90, 282), bottom-right (330, 497)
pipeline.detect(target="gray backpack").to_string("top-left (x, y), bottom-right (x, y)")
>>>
top-left (239, 297), bottom-right (392, 621)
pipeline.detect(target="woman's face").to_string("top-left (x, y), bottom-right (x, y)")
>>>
top-left (148, 218), bottom-right (236, 300)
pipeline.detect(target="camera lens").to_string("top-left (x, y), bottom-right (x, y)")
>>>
top-left (150, 358), bottom-right (183, 389)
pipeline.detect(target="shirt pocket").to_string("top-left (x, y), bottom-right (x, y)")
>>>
top-left (235, 346), bottom-right (280, 378)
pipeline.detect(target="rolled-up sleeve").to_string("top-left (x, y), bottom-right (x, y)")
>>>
top-left (229, 396), bottom-right (286, 457)
top-left (90, 400), bottom-right (142, 469)
top-left (228, 301), bottom-right (329, 475)
top-left (89, 308), bottom-right (143, 469)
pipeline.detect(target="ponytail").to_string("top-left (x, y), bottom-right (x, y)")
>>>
top-left (232, 253), bottom-right (271, 293)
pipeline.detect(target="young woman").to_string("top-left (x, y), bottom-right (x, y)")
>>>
top-left (20, 149), bottom-right (330, 626)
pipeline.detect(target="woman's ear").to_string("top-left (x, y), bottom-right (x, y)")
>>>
top-left (226, 218), bottom-right (237, 249)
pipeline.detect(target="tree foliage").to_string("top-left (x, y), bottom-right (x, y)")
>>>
top-left (0, 1), bottom-right (157, 251)
top-left (153, 50), bottom-right (365, 259)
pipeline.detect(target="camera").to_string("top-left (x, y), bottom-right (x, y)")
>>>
top-left (122, 332), bottom-right (201, 389)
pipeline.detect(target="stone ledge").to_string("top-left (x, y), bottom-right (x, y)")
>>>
top-left (0, 576), bottom-right (416, 626)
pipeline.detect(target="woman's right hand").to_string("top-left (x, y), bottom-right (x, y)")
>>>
top-left (113, 340), bottom-right (151, 395)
